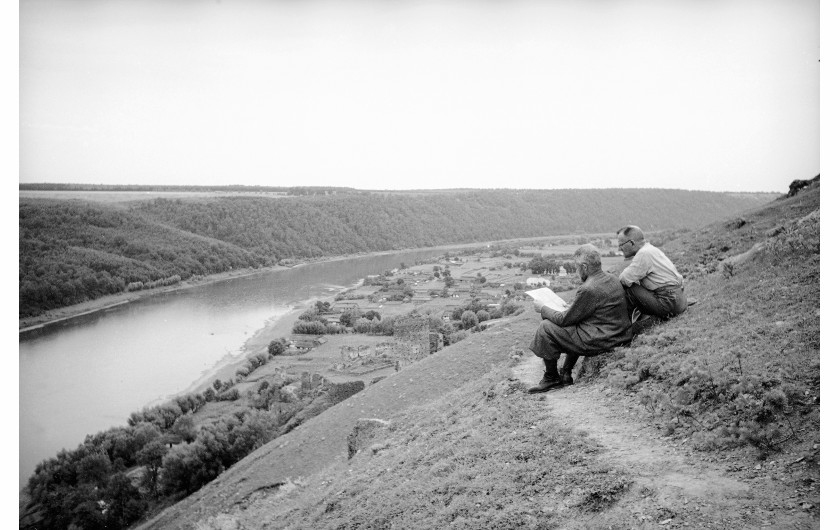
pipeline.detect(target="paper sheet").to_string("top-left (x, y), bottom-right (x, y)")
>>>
top-left (525, 287), bottom-right (569, 312)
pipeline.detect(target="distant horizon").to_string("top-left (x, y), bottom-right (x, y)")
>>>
top-left (18, 181), bottom-right (792, 194)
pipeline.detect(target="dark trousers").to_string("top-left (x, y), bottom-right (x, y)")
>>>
top-left (529, 320), bottom-right (597, 375)
top-left (625, 284), bottom-right (687, 320)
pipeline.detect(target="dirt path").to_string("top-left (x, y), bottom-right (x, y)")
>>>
top-left (514, 355), bottom-right (818, 529)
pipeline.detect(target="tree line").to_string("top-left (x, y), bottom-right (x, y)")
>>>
top-left (20, 189), bottom-right (773, 317)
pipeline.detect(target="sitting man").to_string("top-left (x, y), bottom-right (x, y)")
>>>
top-left (616, 225), bottom-right (687, 320)
top-left (528, 244), bottom-right (632, 393)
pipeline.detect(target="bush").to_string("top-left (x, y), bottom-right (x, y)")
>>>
top-left (476, 310), bottom-right (490, 322)
top-left (449, 330), bottom-right (469, 344)
top-left (461, 310), bottom-right (478, 329)
top-left (293, 320), bottom-right (328, 334)
top-left (217, 388), bottom-right (240, 401)
top-left (340, 309), bottom-right (362, 327)
top-left (268, 339), bottom-right (287, 356)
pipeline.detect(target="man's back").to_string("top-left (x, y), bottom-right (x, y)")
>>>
top-left (573, 270), bottom-right (632, 351)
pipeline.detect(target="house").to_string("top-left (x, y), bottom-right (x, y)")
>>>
top-left (287, 335), bottom-right (326, 351)
top-left (526, 277), bottom-right (550, 287)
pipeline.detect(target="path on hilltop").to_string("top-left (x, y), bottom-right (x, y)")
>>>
top-left (514, 354), bottom-right (817, 529)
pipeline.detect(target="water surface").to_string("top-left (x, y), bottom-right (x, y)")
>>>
top-left (19, 249), bottom-right (443, 488)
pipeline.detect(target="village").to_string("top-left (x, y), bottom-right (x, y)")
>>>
top-left (201, 234), bottom-right (627, 416)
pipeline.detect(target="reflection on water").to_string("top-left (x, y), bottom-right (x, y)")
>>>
top-left (19, 249), bottom-right (443, 488)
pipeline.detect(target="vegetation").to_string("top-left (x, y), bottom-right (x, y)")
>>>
top-left (274, 367), bottom-right (632, 528)
top-left (187, 183), bottom-right (816, 530)
top-left (20, 189), bottom-right (773, 317)
top-left (20, 183), bottom-right (816, 529)
top-left (589, 185), bottom-right (819, 455)
top-left (23, 364), bottom-right (360, 529)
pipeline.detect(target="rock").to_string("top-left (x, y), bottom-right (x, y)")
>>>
top-left (370, 443), bottom-right (388, 455)
top-left (347, 418), bottom-right (391, 459)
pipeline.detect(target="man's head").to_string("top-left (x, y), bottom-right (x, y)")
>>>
top-left (574, 244), bottom-right (602, 281)
top-left (616, 225), bottom-right (646, 258)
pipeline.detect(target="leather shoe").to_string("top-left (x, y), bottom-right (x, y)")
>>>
top-left (527, 372), bottom-right (573, 394)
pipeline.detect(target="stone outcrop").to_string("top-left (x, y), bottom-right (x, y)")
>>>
top-left (347, 418), bottom-right (390, 459)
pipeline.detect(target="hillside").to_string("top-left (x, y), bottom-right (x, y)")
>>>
top-left (135, 182), bottom-right (819, 528)
top-left (19, 188), bottom-right (774, 318)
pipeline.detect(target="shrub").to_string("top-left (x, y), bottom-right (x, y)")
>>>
top-left (293, 320), bottom-right (328, 334)
top-left (461, 310), bottom-right (478, 329)
top-left (217, 388), bottom-right (240, 401)
top-left (203, 387), bottom-right (216, 402)
top-left (268, 339), bottom-right (287, 356)
top-left (353, 319), bottom-right (374, 334)
top-left (449, 330), bottom-right (469, 344)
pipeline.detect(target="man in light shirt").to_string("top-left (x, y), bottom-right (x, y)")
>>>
top-left (616, 225), bottom-right (687, 320)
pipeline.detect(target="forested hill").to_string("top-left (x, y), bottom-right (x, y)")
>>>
top-left (19, 188), bottom-right (774, 318)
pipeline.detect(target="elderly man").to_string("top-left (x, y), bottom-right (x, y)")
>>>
top-left (616, 225), bottom-right (687, 320)
top-left (528, 244), bottom-right (632, 393)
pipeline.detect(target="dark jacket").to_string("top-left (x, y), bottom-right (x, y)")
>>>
top-left (539, 270), bottom-right (632, 353)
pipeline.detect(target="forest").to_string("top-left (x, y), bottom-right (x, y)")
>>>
top-left (19, 188), bottom-right (774, 317)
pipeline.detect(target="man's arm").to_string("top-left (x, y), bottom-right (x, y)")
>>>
top-left (618, 252), bottom-right (651, 287)
top-left (539, 285), bottom-right (598, 327)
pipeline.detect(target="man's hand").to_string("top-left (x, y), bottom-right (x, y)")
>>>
top-left (533, 300), bottom-right (545, 313)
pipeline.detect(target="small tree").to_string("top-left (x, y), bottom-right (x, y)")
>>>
top-left (203, 387), bottom-right (216, 402)
top-left (461, 310), bottom-right (478, 329)
top-left (138, 439), bottom-right (168, 495)
top-left (170, 415), bottom-right (196, 443)
top-left (268, 339), bottom-right (287, 356)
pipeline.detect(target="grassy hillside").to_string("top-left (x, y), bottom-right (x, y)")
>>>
top-left (20, 188), bottom-right (774, 318)
top-left (135, 182), bottom-right (818, 529)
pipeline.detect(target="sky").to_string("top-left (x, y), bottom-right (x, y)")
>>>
top-left (19, 0), bottom-right (820, 192)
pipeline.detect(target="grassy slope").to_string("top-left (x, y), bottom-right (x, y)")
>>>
top-left (140, 316), bottom-right (539, 528)
top-left (602, 185), bottom-right (820, 452)
top-left (140, 185), bottom-right (819, 529)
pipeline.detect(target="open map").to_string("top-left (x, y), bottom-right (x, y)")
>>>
top-left (525, 287), bottom-right (569, 312)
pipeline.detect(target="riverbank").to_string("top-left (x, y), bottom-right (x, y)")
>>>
top-left (18, 235), bottom-right (557, 333)
top-left (18, 265), bottom-right (294, 332)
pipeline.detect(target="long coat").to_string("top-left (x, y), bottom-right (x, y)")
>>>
top-left (529, 270), bottom-right (632, 359)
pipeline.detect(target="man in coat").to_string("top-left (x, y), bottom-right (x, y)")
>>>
top-left (528, 244), bottom-right (632, 393)
top-left (616, 225), bottom-right (687, 320)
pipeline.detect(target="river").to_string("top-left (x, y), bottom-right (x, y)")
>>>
top-left (18, 249), bottom-right (447, 488)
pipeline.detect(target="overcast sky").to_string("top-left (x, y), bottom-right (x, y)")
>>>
top-left (19, 0), bottom-right (819, 192)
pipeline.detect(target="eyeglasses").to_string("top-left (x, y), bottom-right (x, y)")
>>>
top-left (618, 239), bottom-right (633, 249)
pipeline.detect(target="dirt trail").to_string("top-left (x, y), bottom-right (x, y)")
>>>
top-left (514, 354), bottom-right (818, 529)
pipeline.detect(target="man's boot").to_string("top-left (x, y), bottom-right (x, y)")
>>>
top-left (558, 353), bottom-right (578, 386)
top-left (528, 358), bottom-right (567, 394)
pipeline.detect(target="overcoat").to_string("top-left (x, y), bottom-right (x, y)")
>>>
top-left (529, 270), bottom-right (632, 359)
